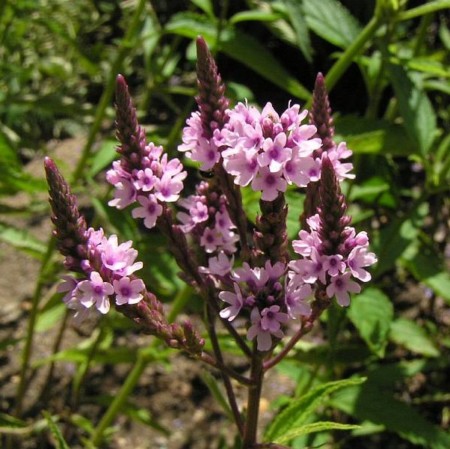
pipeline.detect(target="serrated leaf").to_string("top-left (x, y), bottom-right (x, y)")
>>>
top-left (0, 221), bottom-right (47, 259)
top-left (264, 377), bottom-right (366, 441)
top-left (348, 287), bottom-right (394, 357)
top-left (282, 0), bottom-right (313, 62)
top-left (390, 318), bottom-right (439, 357)
top-left (331, 366), bottom-right (450, 449)
top-left (388, 63), bottom-right (437, 155)
top-left (302, 0), bottom-right (361, 48)
top-left (43, 412), bottom-right (70, 449)
top-left (274, 421), bottom-right (360, 444)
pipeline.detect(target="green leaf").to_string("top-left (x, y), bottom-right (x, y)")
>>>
top-left (43, 412), bottom-right (70, 449)
top-left (282, 0), bottom-right (313, 62)
top-left (274, 421), bottom-right (360, 444)
top-left (348, 287), bottom-right (394, 357)
top-left (388, 63), bottom-right (437, 155)
top-left (165, 13), bottom-right (310, 99)
top-left (401, 244), bottom-right (450, 303)
top-left (88, 139), bottom-right (118, 178)
top-left (264, 377), bottom-right (366, 442)
top-left (0, 412), bottom-right (27, 429)
top-left (200, 371), bottom-right (234, 422)
top-left (302, 0), bottom-right (361, 48)
top-left (335, 116), bottom-right (416, 156)
top-left (230, 10), bottom-right (281, 24)
top-left (36, 302), bottom-right (66, 332)
top-left (0, 221), bottom-right (47, 259)
top-left (372, 202), bottom-right (427, 278)
top-left (390, 318), bottom-right (439, 357)
top-left (331, 365), bottom-right (450, 449)
top-left (191, 0), bottom-right (215, 18)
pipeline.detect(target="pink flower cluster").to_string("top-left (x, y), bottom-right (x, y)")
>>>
top-left (288, 214), bottom-right (377, 307)
top-left (180, 102), bottom-right (356, 201)
top-left (177, 182), bottom-right (238, 276)
top-left (218, 102), bottom-right (322, 200)
top-left (107, 143), bottom-right (187, 228)
top-left (219, 261), bottom-right (297, 351)
top-left (57, 228), bottom-right (145, 321)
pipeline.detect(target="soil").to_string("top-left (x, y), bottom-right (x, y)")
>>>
top-left (0, 138), bottom-right (449, 449)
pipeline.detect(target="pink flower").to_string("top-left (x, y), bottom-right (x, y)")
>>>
top-left (108, 179), bottom-right (136, 209)
top-left (57, 275), bottom-right (78, 304)
top-left (247, 307), bottom-right (283, 351)
top-left (77, 271), bottom-right (114, 314)
top-left (113, 277), bottom-right (145, 305)
top-left (260, 305), bottom-right (289, 333)
top-left (326, 272), bottom-right (361, 307)
top-left (285, 280), bottom-right (312, 318)
top-left (200, 227), bottom-right (221, 253)
top-left (199, 251), bottom-right (234, 277)
top-left (251, 167), bottom-right (287, 201)
top-left (154, 172), bottom-right (186, 202)
top-left (99, 235), bottom-right (143, 276)
top-left (219, 283), bottom-right (244, 321)
top-left (132, 195), bottom-right (163, 229)
top-left (323, 254), bottom-right (346, 277)
top-left (222, 146), bottom-right (259, 186)
top-left (347, 247), bottom-right (377, 282)
top-left (134, 168), bottom-right (156, 191)
top-left (258, 133), bottom-right (291, 173)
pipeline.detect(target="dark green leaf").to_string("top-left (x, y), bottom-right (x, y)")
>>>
top-left (348, 287), bottom-right (394, 357)
top-left (371, 202), bottom-right (427, 278)
top-left (331, 365), bottom-right (450, 449)
top-left (264, 377), bottom-right (366, 442)
top-left (303, 0), bottom-right (361, 48)
top-left (43, 412), bottom-right (70, 449)
top-left (388, 63), bottom-right (437, 155)
top-left (335, 116), bottom-right (416, 156)
top-left (282, 0), bottom-right (313, 62)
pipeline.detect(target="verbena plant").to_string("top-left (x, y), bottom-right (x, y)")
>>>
top-left (2, 1), bottom-right (450, 448)
top-left (43, 37), bottom-right (377, 448)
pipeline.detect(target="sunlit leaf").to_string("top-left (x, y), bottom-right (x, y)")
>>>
top-left (390, 318), bottom-right (439, 357)
top-left (348, 287), bottom-right (394, 357)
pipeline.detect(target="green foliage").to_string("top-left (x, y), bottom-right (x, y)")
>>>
top-left (1, 1), bottom-right (449, 448)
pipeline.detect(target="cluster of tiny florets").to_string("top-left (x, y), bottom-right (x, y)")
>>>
top-left (288, 214), bottom-right (377, 307)
top-left (107, 143), bottom-right (186, 228)
top-left (58, 228), bottom-right (145, 321)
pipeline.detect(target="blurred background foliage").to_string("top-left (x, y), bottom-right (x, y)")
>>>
top-left (0, 0), bottom-right (449, 448)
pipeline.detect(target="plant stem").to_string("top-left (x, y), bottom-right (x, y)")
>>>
top-left (206, 302), bottom-right (244, 435)
top-left (71, 0), bottom-right (147, 183)
top-left (324, 16), bottom-right (382, 94)
top-left (15, 237), bottom-right (56, 417)
top-left (89, 348), bottom-right (149, 447)
top-left (263, 320), bottom-right (314, 372)
top-left (243, 348), bottom-right (264, 449)
top-left (396, 1), bottom-right (450, 21)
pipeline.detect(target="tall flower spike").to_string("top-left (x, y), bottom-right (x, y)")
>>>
top-left (317, 155), bottom-right (352, 256)
top-left (44, 157), bottom-right (88, 272)
top-left (195, 36), bottom-right (230, 136)
top-left (115, 74), bottom-right (147, 168)
top-left (302, 73), bottom-right (335, 228)
top-left (309, 72), bottom-right (335, 153)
